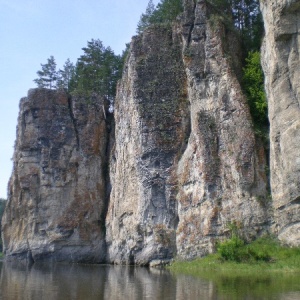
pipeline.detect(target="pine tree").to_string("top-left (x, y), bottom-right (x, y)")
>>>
top-left (57, 59), bottom-right (75, 91)
top-left (137, 0), bottom-right (156, 34)
top-left (136, 0), bottom-right (183, 34)
top-left (70, 39), bottom-right (123, 102)
top-left (33, 56), bottom-right (58, 89)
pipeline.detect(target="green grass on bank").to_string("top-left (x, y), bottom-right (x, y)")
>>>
top-left (169, 237), bottom-right (300, 299)
top-left (0, 252), bottom-right (3, 259)
top-left (169, 236), bottom-right (300, 276)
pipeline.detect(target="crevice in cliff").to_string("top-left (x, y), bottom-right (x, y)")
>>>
top-left (67, 95), bottom-right (80, 150)
top-left (187, 1), bottom-right (197, 46)
top-left (102, 110), bottom-right (115, 241)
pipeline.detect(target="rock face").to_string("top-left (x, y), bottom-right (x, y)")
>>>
top-left (106, 0), bottom-right (268, 264)
top-left (3, 0), bottom-right (272, 264)
top-left (2, 89), bottom-right (109, 262)
top-left (175, 0), bottom-right (268, 259)
top-left (106, 22), bottom-right (190, 264)
top-left (261, 0), bottom-right (300, 246)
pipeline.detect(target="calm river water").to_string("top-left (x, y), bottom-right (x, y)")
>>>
top-left (0, 261), bottom-right (299, 300)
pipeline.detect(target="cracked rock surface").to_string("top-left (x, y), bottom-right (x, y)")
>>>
top-left (2, 89), bottom-right (109, 263)
top-left (261, 0), bottom-right (300, 246)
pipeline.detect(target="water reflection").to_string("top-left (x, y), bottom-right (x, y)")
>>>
top-left (0, 261), bottom-right (299, 300)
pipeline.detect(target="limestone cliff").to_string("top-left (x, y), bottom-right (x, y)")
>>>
top-left (261, 0), bottom-right (300, 246)
top-left (2, 89), bottom-right (109, 262)
top-left (2, 0), bottom-right (274, 265)
top-left (106, 0), bottom-right (268, 264)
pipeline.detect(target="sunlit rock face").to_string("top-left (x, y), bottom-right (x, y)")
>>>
top-left (106, 0), bottom-right (269, 264)
top-left (2, 0), bottom-right (271, 265)
top-left (174, 0), bottom-right (269, 259)
top-left (261, 0), bottom-right (300, 246)
top-left (2, 89), bottom-right (109, 263)
top-left (105, 22), bottom-right (189, 265)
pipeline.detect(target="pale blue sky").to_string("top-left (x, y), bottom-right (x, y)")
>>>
top-left (0, 0), bottom-right (159, 199)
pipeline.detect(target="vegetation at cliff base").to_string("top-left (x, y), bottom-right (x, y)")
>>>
top-left (170, 236), bottom-right (300, 276)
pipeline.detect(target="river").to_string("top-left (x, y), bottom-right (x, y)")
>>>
top-left (0, 261), bottom-right (299, 299)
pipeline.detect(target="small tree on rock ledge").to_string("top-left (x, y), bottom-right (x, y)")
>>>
top-left (34, 56), bottom-right (58, 89)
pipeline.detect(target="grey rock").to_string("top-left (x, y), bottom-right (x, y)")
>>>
top-left (2, 89), bottom-right (109, 263)
top-left (261, 0), bottom-right (300, 246)
top-left (106, 0), bottom-right (269, 264)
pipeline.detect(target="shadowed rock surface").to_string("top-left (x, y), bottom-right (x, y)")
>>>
top-left (261, 0), bottom-right (300, 246)
top-left (2, 89), bottom-right (109, 262)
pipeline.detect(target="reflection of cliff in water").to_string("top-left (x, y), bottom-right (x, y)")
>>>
top-left (1, 261), bottom-right (300, 300)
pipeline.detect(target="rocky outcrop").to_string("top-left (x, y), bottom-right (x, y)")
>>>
top-left (175, 0), bottom-right (268, 259)
top-left (106, 0), bottom-right (269, 264)
top-left (3, 0), bottom-right (272, 265)
top-left (106, 22), bottom-right (190, 264)
top-left (2, 89), bottom-right (109, 262)
top-left (261, 0), bottom-right (300, 246)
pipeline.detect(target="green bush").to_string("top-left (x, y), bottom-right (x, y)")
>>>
top-left (217, 235), bottom-right (273, 263)
top-left (217, 235), bottom-right (245, 261)
top-left (242, 51), bottom-right (268, 127)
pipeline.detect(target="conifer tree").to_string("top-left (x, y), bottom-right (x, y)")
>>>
top-left (33, 56), bottom-right (58, 89)
top-left (57, 59), bottom-right (75, 91)
top-left (136, 0), bottom-right (183, 34)
top-left (69, 39), bottom-right (123, 102)
top-left (137, 0), bottom-right (156, 33)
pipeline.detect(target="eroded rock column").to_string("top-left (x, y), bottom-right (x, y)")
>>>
top-left (2, 89), bottom-right (109, 262)
top-left (261, 0), bottom-right (300, 245)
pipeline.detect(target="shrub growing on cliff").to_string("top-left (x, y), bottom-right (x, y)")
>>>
top-left (242, 51), bottom-right (268, 127)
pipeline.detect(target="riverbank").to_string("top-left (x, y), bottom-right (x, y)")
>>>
top-left (169, 237), bottom-right (300, 277)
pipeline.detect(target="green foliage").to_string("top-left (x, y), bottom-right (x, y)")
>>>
top-left (217, 235), bottom-right (245, 261)
top-left (208, 0), bottom-right (264, 51)
top-left (137, 0), bottom-right (183, 33)
top-left (0, 199), bottom-right (6, 216)
top-left (242, 51), bottom-right (268, 127)
top-left (171, 236), bottom-right (300, 275)
top-left (170, 239), bottom-right (300, 300)
top-left (57, 58), bottom-right (75, 91)
top-left (34, 56), bottom-right (58, 89)
top-left (217, 236), bottom-right (274, 263)
top-left (69, 39), bottom-right (123, 102)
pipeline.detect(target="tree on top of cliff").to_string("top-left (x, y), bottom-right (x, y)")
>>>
top-left (57, 59), bottom-right (75, 91)
top-left (69, 39), bottom-right (123, 102)
top-left (33, 56), bottom-right (58, 89)
top-left (137, 0), bottom-right (183, 33)
top-left (137, 0), bottom-right (156, 33)
top-left (209, 0), bottom-right (263, 51)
